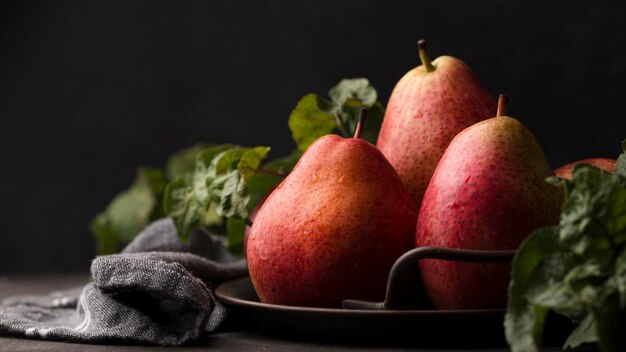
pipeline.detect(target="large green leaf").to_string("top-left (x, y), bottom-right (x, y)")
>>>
top-left (288, 94), bottom-right (336, 152)
top-left (163, 144), bottom-right (236, 240)
top-left (328, 78), bottom-right (377, 107)
top-left (288, 78), bottom-right (386, 152)
top-left (505, 226), bottom-right (564, 352)
top-left (507, 159), bottom-right (626, 352)
top-left (90, 167), bottom-right (166, 254)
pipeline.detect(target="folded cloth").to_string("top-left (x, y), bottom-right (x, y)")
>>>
top-left (0, 218), bottom-right (248, 346)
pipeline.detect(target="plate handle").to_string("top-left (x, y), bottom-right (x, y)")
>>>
top-left (342, 246), bottom-right (516, 310)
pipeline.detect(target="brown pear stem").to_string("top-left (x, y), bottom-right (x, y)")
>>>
top-left (622, 139), bottom-right (626, 153)
top-left (496, 94), bottom-right (509, 117)
top-left (353, 108), bottom-right (367, 139)
top-left (418, 39), bottom-right (435, 72)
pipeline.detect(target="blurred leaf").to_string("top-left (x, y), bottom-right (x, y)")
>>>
top-left (90, 167), bottom-right (166, 254)
top-left (564, 314), bottom-right (597, 350)
top-left (505, 226), bottom-right (564, 352)
top-left (238, 146), bottom-right (271, 181)
top-left (288, 94), bottom-right (336, 152)
top-left (507, 160), bottom-right (626, 352)
top-left (616, 142), bottom-right (626, 179)
top-left (210, 147), bottom-right (249, 176)
top-left (163, 144), bottom-right (236, 240)
top-left (207, 170), bottom-right (250, 220)
top-left (247, 150), bottom-right (301, 211)
top-left (288, 79), bottom-right (386, 151)
top-left (328, 78), bottom-right (377, 107)
top-left (226, 217), bottom-right (246, 256)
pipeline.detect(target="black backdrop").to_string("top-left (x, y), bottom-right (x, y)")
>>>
top-left (1, 0), bottom-right (625, 273)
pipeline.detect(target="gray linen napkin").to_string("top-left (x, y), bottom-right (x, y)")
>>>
top-left (0, 218), bottom-right (248, 346)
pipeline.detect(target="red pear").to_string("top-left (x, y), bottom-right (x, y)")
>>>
top-left (415, 96), bottom-right (562, 309)
top-left (555, 158), bottom-right (616, 180)
top-left (377, 39), bottom-right (496, 207)
top-left (248, 111), bottom-right (418, 308)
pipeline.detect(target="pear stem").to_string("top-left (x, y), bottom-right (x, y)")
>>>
top-left (418, 39), bottom-right (435, 72)
top-left (353, 108), bottom-right (367, 139)
top-left (496, 94), bottom-right (509, 117)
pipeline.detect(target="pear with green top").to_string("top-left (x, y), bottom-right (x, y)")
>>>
top-left (377, 39), bottom-right (496, 207)
top-left (415, 95), bottom-right (563, 309)
top-left (247, 109), bottom-right (418, 308)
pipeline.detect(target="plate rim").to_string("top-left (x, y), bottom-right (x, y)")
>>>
top-left (215, 277), bottom-right (506, 317)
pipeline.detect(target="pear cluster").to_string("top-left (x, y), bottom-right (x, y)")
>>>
top-left (247, 40), bottom-right (603, 309)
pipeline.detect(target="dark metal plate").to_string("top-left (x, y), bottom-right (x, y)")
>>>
top-left (215, 277), bottom-right (508, 347)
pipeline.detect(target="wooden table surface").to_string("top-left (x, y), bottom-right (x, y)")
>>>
top-left (0, 273), bottom-right (565, 352)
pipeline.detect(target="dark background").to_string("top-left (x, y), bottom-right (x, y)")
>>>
top-left (0, 0), bottom-right (624, 274)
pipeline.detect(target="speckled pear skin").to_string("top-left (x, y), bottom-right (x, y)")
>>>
top-left (555, 158), bottom-right (616, 180)
top-left (376, 56), bottom-right (496, 207)
top-left (415, 116), bottom-right (563, 309)
top-left (247, 135), bottom-right (418, 308)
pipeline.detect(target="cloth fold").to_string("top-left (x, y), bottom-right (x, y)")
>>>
top-left (0, 218), bottom-right (248, 346)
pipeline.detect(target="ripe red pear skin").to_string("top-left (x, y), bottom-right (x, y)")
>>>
top-left (416, 116), bottom-right (563, 309)
top-left (248, 135), bottom-right (418, 308)
top-left (377, 56), bottom-right (496, 206)
top-left (555, 158), bottom-right (616, 180)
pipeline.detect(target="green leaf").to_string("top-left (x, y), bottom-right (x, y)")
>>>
top-left (237, 146), bottom-right (271, 181)
top-left (592, 293), bottom-right (626, 352)
top-left (165, 144), bottom-right (210, 180)
top-left (90, 213), bottom-right (120, 255)
top-left (288, 94), bottom-right (336, 152)
top-left (616, 151), bottom-right (626, 180)
top-left (336, 101), bottom-right (385, 144)
top-left (330, 79), bottom-right (385, 143)
top-left (328, 78), bottom-right (377, 107)
top-left (90, 167), bottom-right (166, 254)
top-left (288, 79), bottom-right (386, 150)
top-left (210, 147), bottom-right (249, 176)
top-left (163, 144), bottom-right (236, 240)
top-left (262, 149), bottom-right (302, 173)
top-left (507, 158), bottom-right (626, 352)
top-left (207, 169), bottom-right (250, 220)
top-left (560, 165), bottom-right (626, 256)
top-left (565, 259), bottom-right (612, 305)
top-left (527, 255), bottom-right (582, 311)
top-left (247, 150), bottom-right (301, 211)
top-left (564, 314), bottom-right (598, 350)
top-left (505, 226), bottom-right (564, 352)
top-left (615, 247), bottom-right (626, 309)
top-left (226, 217), bottom-right (246, 256)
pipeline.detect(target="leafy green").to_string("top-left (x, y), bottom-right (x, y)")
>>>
top-left (328, 78), bottom-right (377, 107)
top-left (90, 168), bottom-right (166, 254)
top-left (288, 94), bottom-right (336, 152)
top-left (247, 149), bottom-right (301, 209)
top-left (163, 144), bottom-right (236, 240)
top-left (505, 226), bottom-right (563, 352)
top-left (563, 314), bottom-right (597, 349)
top-left (226, 217), bottom-right (246, 256)
top-left (164, 145), bottom-right (272, 240)
top-left (288, 78), bottom-right (385, 152)
top-left (506, 149), bottom-right (626, 352)
top-left (615, 139), bottom-right (626, 178)
top-left (329, 78), bottom-right (385, 143)
top-left (237, 146), bottom-right (271, 181)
